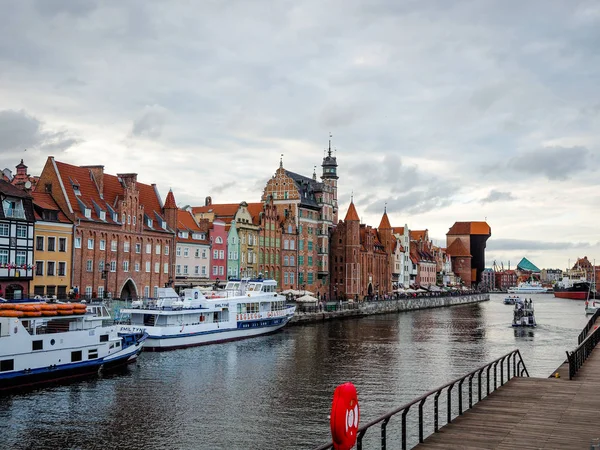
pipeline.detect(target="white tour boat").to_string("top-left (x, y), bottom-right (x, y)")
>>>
top-left (118, 278), bottom-right (296, 351)
top-left (0, 301), bottom-right (147, 392)
top-left (507, 281), bottom-right (547, 294)
top-left (585, 300), bottom-right (600, 315)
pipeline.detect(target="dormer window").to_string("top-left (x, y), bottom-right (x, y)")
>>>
top-left (99, 211), bottom-right (106, 221)
top-left (162, 220), bottom-right (167, 230)
top-left (201, 233), bottom-right (206, 240)
top-left (84, 208), bottom-right (91, 219)
top-left (73, 185), bottom-right (81, 196)
top-left (147, 218), bottom-right (153, 228)
top-left (179, 231), bottom-right (189, 239)
top-left (112, 212), bottom-right (118, 222)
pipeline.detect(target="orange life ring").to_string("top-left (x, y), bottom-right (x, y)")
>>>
top-left (200, 315), bottom-right (205, 322)
top-left (330, 382), bottom-right (360, 450)
top-left (0, 304), bottom-right (16, 310)
top-left (23, 311), bottom-right (42, 317)
top-left (57, 309), bottom-right (74, 315)
top-left (56, 304), bottom-right (73, 310)
top-left (41, 304), bottom-right (58, 311)
top-left (41, 310), bottom-right (58, 316)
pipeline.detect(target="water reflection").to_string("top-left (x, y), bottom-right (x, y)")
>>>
top-left (0, 294), bottom-right (590, 449)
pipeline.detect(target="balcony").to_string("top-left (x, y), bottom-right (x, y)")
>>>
top-left (3, 208), bottom-right (26, 219)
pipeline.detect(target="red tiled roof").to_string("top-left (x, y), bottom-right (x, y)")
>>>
top-left (344, 201), bottom-right (359, 221)
top-left (53, 160), bottom-right (166, 228)
top-left (176, 209), bottom-right (209, 244)
top-left (446, 239), bottom-right (471, 257)
top-left (192, 203), bottom-right (240, 218)
top-left (392, 226), bottom-right (405, 234)
top-left (164, 189), bottom-right (177, 209)
top-left (378, 211), bottom-right (391, 229)
top-left (410, 230), bottom-right (427, 241)
top-left (245, 202), bottom-right (264, 225)
top-left (447, 221), bottom-right (491, 236)
top-left (31, 191), bottom-right (71, 223)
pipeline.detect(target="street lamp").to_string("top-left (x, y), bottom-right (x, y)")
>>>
top-left (101, 267), bottom-right (109, 299)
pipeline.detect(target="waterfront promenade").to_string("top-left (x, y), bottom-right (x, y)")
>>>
top-left (414, 341), bottom-right (600, 448)
top-left (290, 293), bottom-right (489, 325)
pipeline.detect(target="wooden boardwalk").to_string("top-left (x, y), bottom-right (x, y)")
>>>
top-left (415, 350), bottom-right (600, 449)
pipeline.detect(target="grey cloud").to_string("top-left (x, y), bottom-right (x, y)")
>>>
top-left (131, 106), bottom-right (169, 139)
top-left (0, 110), bottom-right (81, 157)
top-left (481, 190), bottom-right (515, 203)
top-left (365, 181), bottom-right (459, 216)
top-left (34, 0), bottom-right (97, 17)
top-left (488, 239), bottom-right (592, 252)
top-left (212, 181), bottom-right (236, 195)
top-left (507, 146), bottom-right (593, 180)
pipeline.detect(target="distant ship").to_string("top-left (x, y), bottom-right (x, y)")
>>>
top-left (553, 279), bottom-right (599, 300)
top-left (507, 281), bottom-right (547, 294)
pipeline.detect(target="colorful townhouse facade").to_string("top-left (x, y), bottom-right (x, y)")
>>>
top-left (0, 179), bottom-right (35, 299)
top-left (36, 158), bottom-right (175, 299)
top-left (31, 191), bottom-right (73, 299)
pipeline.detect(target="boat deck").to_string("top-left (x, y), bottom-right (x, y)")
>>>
top-left (415, 351), bottom-right (600, 448)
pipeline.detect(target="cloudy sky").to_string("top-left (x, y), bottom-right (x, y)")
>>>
top-left (1, 0), bottom-right (599, 270)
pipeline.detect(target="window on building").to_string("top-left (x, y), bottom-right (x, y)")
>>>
top-left (98, 287), bottom-right (104, 298)
top-left (290, 273), bottom-right (295, 284)
top-left (154, 262), bottom-right (160, 273)
top-left (135, 243), bottom-right (141, 253)
top-left (0, 224), bottom-right (9, 236)
top-left (164, 263), bottom-right (168, 274)
top-left (123, 261), bottom-right (129, 272)
top-left (144, 286), bottom-right (150, 298)
top-left (16, 224), bottom-right (27, 238)
top-left (290, 256), bottom-right (295, 266)
top-left (219, 266), bottom-right (224, 276)
top-left (86, 260), bottom-right (93, 272)
top-left (219, 250), bottom-right (224, 259)
top-left (202, 249), bottom-right (207, 259)
top-left (36, 236), bottom-right (44, 251)
top-left (183, 248), bottom-right (189, 257)
top-left (298, 256), bottom-right (304, 266)
top-left (155, 244), bottom-right (161, 255)
top-left (164, 245), bottom-right (169, 256)
top-left (124, 241), bottom-right (130, 252)
top-left (35, 261), bottom-right (44, 276)
top-left (195, 248), bottom-right (200, 258)
top-left (86, 238), bottom-right (93, 250)
top-left (146, 244), bottom-right (151, 254)
top-left (99, 239), bottom-right (106, 251)
top-left (213, 250), bottom-right (218, 259)
top-left (176, 265), bottom-right (181, 275)
top-left (176, 247), bottom-right (181, 257)
top-left (284, 256), bottom-right (289, 266)
top-left (308, 241), bottom-right (313, 251)
top-left (307, 273), bottom-right (314, 285)
top-left (45, 237), bottom-right (56, 252)
top-left (16, 250), bottom-right (26, 266)
top-left (216, 236), bottom-right (223, 244)
top-left (212, 266), bottom-right (218, 275)
top-left (145, 262), bottom-right (151, 272)
top-left (201, 266), bottom-right (207, 275)
top-left (183, 265), bottom-right (188, 275)
top-left (74, 237), bottom-right (81, 248)
top-left (194, 265), bottom-right (199, 275)
top-left (99, 260), bottom-right (105, 272)
top-left (154, 286), bottom-right (159, 298)
top-left (111, 240), bottom-right (117, 252)
top-left (59, 237), bottom-right (67, 252)
top-left (135, 263), bottom-right (140, 272)
top-left (110, 261), bottom-right (116, 272)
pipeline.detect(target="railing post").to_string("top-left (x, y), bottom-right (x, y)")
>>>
top-left (418, 398), bottom-right (426, 443)
top-left (507, 353), bottom-right (511, 381)
top-left (434, 391), bottom-right (441, 432)
top-left (493, 361), bottom-right (498, 390)
top-left (478, 369), bottom-right (482, 401)
top-left (401, 407), bottom-right (410, 450)
top-left (500, 356), bottom-right (505, 386)
top-left (381, 417), bottom-right (390, 450)
top-left (357, 429), bottom-right (366, 450)
top-left (468, 373), bottom-right (475, 408)
top-left (486, 365), bottom-right (491, 395)
top-left (447, 384), bottom-right (454, 424)
top-left (458, 379), bottom-right (464, 415)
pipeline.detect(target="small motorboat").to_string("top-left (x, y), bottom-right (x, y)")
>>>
top-left (504, 295), bottom-right (520, 305)
top-left (585, 301), bottom-right (600, 315)
top-left (513, 298), bottom-right (536, 327)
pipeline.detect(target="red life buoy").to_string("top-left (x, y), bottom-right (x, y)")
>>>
top-left (330, 382), bottom-right (359, 450)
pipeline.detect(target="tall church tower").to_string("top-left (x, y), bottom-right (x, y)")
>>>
top-left (321, 137), bottom-right (339, 224)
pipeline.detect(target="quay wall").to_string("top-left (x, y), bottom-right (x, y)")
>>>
top-left (289, 294), bottom-right (489, 325)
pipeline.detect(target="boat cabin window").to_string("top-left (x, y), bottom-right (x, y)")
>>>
top-left (247, 284), bottom-right (257, 292)
top-left (115, 341), bottom-right (120, 347)
top-left (32, 340), bottom-right (43, 351)
top-left (88, 349), bottom-right (98, 360)
top-left (100, 334), bottom-right (109, 342)
top-left (237, 303), bottom-right (259, 314)
top-left (0, 359), bottom-right (14, 372)
top-left (71, 351), bottom-right (83, 362)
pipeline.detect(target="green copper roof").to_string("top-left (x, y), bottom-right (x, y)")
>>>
top-left (517, 257), bottom-right (540, 273)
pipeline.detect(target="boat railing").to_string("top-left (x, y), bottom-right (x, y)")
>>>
top-left (567, 315), bottom-right (600, 380)
top-left (314, 350), bottom-right (529, 450)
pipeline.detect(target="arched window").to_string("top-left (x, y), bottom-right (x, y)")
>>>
top-left (216, 237), bottom-right (223, 244)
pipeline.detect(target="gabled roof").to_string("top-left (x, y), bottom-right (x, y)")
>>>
top-left (285, 170), bottom-right (321, 210)
top-left (344, 201), bottom-right (359, 221)
top-left (517, 257), bottom-right (540, 273)
top-left (0, 179), bottom-right (31, 199)
top-left (447, 221), bottom-right (491, 236)
top-left (31, 192), bottom-right (71, 223)
top-left (446, 239), bottom-right (471, 257)
top-left (410, 229), bottom-right (427, 241)
top-left (392, 226), bottom-right (405, 235)
top-left (176, 209), bottom-right (209, 244)
top-left (245, 202), bottom-right (264, 226)
top-left (378, 211), bottom-right (391, 229)
top-left (192, 203), bottom-right (240, 218)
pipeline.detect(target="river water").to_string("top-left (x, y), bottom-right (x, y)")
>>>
top-left (0, 294), bottom-right (590, 449)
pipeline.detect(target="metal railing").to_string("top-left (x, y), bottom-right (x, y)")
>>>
top-left (567, 321), bottom-right (600, 380)
top-left (578, 307), bottom-right (600, 345)
top-left (315, 350), bottom-right (529, 450)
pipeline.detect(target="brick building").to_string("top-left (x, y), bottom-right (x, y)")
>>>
top-left (330, 201), bottom-right (391, 300)
top-left (36, 158), bottom-right (175, 299)
top-left (446, 222), bottom-right (491, 287)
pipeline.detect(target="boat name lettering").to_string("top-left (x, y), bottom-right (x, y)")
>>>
top-left (214, 303), bottom-right (229, 308)
top-left (120, 326), bottom-right (145, 333)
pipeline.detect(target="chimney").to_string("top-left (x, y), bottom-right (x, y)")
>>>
top-left (205, 196), bottom-right (212, 206)
top-left (83, 165), bottom-right (105, 198)
top-left (117, 173), bottom-right (137, 190)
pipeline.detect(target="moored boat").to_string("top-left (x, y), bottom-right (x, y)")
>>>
top-left (118, 278), bottom-right (296, 351)
top-left (553, 279), bottom-right (599, 300)
top-left (0, 300), bottom-right (147, 392)
top-left (507, 281), bottom-right (547, 294)
top-left (504, 295), bottom-right (520, 305)
top-left (585, 300), bottom-right (600, 315)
